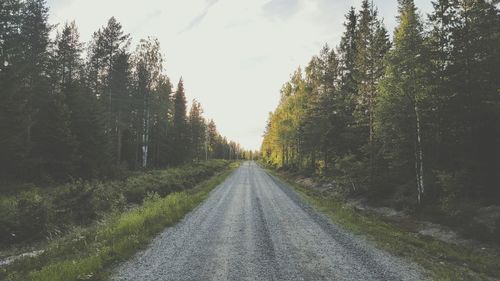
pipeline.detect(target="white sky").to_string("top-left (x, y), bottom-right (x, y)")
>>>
top-left (46, 0), bottom-right (433, 150)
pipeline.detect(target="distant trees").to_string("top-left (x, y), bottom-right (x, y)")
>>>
top-left (0, 0), bottom-right (244, 183)
top-left (262, 0), bottom-right (500, 209)
top-left (189, 99), bottom-right (207, 161)
top-left (171, 78), bottom-right (189, 165)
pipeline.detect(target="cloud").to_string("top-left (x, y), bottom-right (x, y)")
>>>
top-left (262, 0), bottom-right (301, 21)
top-left (224, 18), bottom-right (254, 29)
top-left (240, 55), bottom-right (270, 70)
top-left (131, 9), bottom-right (162, 34)
top-left (181, 0), bottom-right (220, 33)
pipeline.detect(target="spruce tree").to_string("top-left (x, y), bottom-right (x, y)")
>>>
top-left (53, 21), bottom-right (111, 178)
top-left (354, 0), bottom-right (391, 187)
top-left (0, 0), bottom-right (29, 179)
top-left (188, 100), bottom-right (206, 161)
top-left (21, 0), bottom-right (78, 180)
top-left (88, 17), bottom-right (130, 164)
top-left (172, 78), bottom-right (189, 164)
top-left (445, 0), bottom-right (500, 199)
top-left (207, 119), bottom-right (218, 159)
top-left (150, 75), bottom-right (172, 167)
top-left (377, 0), bottom-right (430, 204)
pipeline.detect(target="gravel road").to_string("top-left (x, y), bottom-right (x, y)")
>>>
top-left (113, 161), bottom-right (428, 281)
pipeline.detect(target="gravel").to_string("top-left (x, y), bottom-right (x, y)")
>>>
top-left (112, 161), bottom-right (428, 281)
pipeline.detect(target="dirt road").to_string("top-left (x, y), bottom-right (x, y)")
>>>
top-left (113, 161), bottom-right (427, 281)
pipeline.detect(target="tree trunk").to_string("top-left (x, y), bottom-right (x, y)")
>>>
top-left (142, 96), bottom-right (150, 168)
top-left (116, 111), bottom-right (122, 165)
top-left (369, 87), bottom-right (374, 189)
top-left (282, 144), bottom-right (285, 167)
top-left (135, 131), bottom-right (140, 169)
top-left (311, 150), bottom-right (316, 171)
top-left (285, 145), bottom-right (289, 167)
top-left (414, 103), bottom-right (424, 204)
top-left (324, 146), bottom-right (328, 171)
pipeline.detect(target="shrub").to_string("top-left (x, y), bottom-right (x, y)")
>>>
top-left (0, 160), bottom-right (230, 247)
top-left (334, 154), bottom-right (368, 195)
top-left (15, 190), bottom-right (52, 242)
top-left (436, 170), bottom-right (465, 218)
top-left (0, 196), bottom-right (18, 244)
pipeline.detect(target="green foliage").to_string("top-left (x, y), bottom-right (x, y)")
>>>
top-left (435, 171), bottom-right (465, 218)
top-left (171, 78), bottom-right (190, 165)
top-left (261, 0), bottom-right (500, 227)
top-left (334, 154), bottom-right (368, 194)
top-left (272, 170), bottom-right (500, 280)
top-left (1, 162), bottom-right (238, 281)
top-left (0, 1), bottom-right (245, 183)
top-left (0, 190), bottom-right (52, 244)
top-left (189, 100), bottom-right (208, 161)
top-left (0, 160), bottom-right (229, 247)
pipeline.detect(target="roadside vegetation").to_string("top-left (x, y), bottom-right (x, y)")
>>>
top-left (261, 0), bottom-right (500, 247)
top-left (267, 168), bottom-right (500, 281)
top-left (0, 161), bottom-right (239, 281)
top-left (0, 160), bottom-right (230, 248)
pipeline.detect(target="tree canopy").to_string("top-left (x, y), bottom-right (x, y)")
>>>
top-left (261, 0), bottom-right (500, 212)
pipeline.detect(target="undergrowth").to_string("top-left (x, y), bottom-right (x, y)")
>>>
top-left (1, 162), bottom-right (240, 281)
top-left (267, 169), bottom-right (500, 281)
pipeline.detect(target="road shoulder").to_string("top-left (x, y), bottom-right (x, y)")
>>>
top-left (263, 166), bottom-right (500, 281)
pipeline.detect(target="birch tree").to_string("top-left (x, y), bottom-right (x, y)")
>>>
top-left (133, 38), bottom-right (163, 168)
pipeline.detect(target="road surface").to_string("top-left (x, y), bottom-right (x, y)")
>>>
top-left (113, 161), bottom-right (427, 281)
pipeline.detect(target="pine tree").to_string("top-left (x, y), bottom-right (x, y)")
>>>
top-left (0, 0), bottom-right (29, 179)
top-left (425, 0), bottom-right (456, 172)
top-left (87, 17), bottom-right (130, 164)
top-left (207, 119), bottom-right (218, 159)
top-left (445, 0), bottom-right (500, 199)
top-left (188, 100), bottom-right (206, 161)
top-left (54, 21), bottom-right (83, 89)
top-left (338, 7), bottom-right (358, 96)
top-left (110, 51), bottom-right (131, 165)
top-left (19, 0), bottom-right (79, 180)
top-left (52, 21), bottom-right (111, 178)
top-left (377, 0), bottom-right (430, 204)
top-left (1, 1), bottom-right (240, 182)
top-left (171, 78), bottom-right (189, 164)
top-left (150, 75), bottom-right (172, 167)
top-left (336, 8), bottom-right (359, 157)
top-left (354, 0), bottom-right (391, 187)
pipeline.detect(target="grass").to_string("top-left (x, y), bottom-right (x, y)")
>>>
top-left (1, 161), bottom-right (240, 281)
top-left (266, 168), bottom-right (500, 281)
top-left (1, 160), bottom-right (230, 248)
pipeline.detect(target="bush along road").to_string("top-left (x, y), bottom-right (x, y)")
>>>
top-left (1, 161), bottom-right (239, 281)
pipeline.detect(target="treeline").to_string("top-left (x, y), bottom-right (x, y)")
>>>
top-left (262, 0), bottom-right (500, 212)
top-left (0, 0), bottom-right (244, 183)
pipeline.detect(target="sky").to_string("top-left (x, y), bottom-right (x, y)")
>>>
top-left (46, 0), bottom-right (433, 151)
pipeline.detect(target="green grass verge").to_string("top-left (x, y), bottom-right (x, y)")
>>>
top-left (1, 160), bottom-right (231, 248)
top-left (2, 162), bottom-right (240, 281)
top-left (266, 168), bottom-right (500, 281)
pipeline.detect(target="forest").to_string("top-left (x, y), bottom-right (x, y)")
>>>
top-left (0, 0), bottom-right (246, 184)
top-left (261, 0), bottom-right (500, 237)
top-left (0, 0), bottom-right (252, 250)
